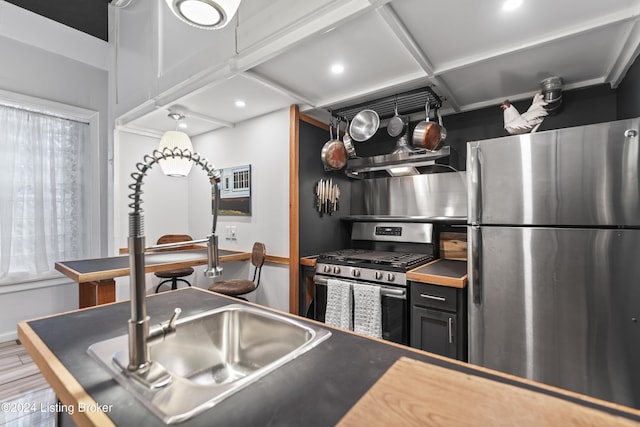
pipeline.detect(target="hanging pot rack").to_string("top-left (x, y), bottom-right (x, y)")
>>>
top-left (330, 86), bottom-right (443, 122)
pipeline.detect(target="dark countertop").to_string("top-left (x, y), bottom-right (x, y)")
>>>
top-left (55, 249), bottom-right (249, 283)
top-left (18, 288), bottom-right (640, 426)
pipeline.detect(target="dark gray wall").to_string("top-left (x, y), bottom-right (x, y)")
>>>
top-left (617, 54), bottom-right (640, 120)
top-left (298, 120), bottom-right (351, 257)
top-left (347, 84), bottom-right (618, 171)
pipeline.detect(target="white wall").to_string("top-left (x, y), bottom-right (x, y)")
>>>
top-left (113, 109), bottom-right (291, 311)
top-left (0, 3), bottom-right (109, 341)
top-left (190, 108), bottom-right (291, 312)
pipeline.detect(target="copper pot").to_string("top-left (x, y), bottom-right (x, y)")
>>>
top-left (412, 102), bottom-right (445, 151)
top-left (321, 120), bottom-right (347, 171)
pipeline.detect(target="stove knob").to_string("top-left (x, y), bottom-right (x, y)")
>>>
top-left (323, 265), bottom-right (331, 273)
top-left (352, 269), bottom-right (361, 278)
top-left (375, 271), bottom-right (383, 280)
top-left (333, 266), bottom-right (341, 274)
top-left (387, 273), bottom-right (395, 282)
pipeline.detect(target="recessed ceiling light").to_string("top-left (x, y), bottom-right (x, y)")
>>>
top-left (502, 0), bottom-right (523, 11)
top-left (235, 100), bottom-right (246, 108)
top-left (178, 122), bottom-right (188, 129)
top-left (331, 64), bottom-right (345, 74)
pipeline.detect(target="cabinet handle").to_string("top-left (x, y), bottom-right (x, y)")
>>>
top-left (420, 293), bottom-right (446, 302)
top-left (448, 317), bottom-right (453, 344)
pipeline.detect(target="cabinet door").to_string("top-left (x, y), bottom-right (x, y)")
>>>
top-left (411, 306), bottom-right (457, 359)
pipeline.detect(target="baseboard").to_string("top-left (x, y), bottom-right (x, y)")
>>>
top-left (0, 330), bottom-right (18, 344)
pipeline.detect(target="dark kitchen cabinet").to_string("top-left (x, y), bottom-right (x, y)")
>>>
top-left (410, 281), bottom-right (467, 361)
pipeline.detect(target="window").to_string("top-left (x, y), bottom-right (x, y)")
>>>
top-left (0, 103), bottom-right (90, 284)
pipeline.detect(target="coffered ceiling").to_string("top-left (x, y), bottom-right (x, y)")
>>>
top-left (130, 0), bottom-right (640, 136)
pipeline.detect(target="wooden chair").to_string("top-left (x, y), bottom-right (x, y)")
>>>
top-left (154, 234), bottom-right (194, 293)
top-left (208, 242), bottom-right (266, 300)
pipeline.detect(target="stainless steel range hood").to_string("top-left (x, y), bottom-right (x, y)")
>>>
top-left (345, 146), bottom-right (451, 178)
top-left (347, 171), bottom-right (468, 223)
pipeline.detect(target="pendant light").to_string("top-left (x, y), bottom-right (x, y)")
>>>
top-left (159, 112), bottom-right (193, 177)
top-left (164, 0), bottom-right (241, 30)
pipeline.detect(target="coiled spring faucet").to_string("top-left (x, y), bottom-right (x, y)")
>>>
top-left (125, 148), bottom-right (222, 379)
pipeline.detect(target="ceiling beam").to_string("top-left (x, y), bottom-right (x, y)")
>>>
top-left (376, 4), bottom-right (462, 112)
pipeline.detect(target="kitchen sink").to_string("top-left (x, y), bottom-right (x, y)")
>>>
top-left (88, 304), bottom-right (331, 424)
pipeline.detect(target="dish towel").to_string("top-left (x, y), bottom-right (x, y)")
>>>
top-left (325, 279), bottom-right (353, 330)
top-left (352, 283), bottom-right (382, 339)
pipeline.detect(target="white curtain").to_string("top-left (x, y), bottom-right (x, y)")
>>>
top-left (0, 104), bottom-right (89, 284)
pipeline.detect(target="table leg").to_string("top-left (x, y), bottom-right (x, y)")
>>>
top-left (79, 279), bottom-right (116, 308)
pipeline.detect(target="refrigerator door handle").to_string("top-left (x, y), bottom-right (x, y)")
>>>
top-left (470, 225), bottom-right (482, 305)
top-left (468, 143), bottom-right (482, 224)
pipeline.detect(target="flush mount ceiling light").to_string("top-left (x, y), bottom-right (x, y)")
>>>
top-left (159, 112), bottom-right (194, 177)
top-left (331, 64), bottom-right (345, 74)
top-left (502, 0), bottom-right (523, 11)
top-left (164, 0), bottom-right (241, 30)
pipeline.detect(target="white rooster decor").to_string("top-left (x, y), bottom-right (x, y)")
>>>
top-left (501, 92), bottom-right (548, 135)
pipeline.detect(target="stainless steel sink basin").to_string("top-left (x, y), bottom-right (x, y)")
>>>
top-left (88, 304), bottom-right (331, 424)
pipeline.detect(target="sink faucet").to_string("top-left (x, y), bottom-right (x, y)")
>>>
top-left (125, 148), bottom-right (222, 378)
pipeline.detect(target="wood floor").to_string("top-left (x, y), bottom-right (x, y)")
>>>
top-left (0, 340), bottom-right (56, 426)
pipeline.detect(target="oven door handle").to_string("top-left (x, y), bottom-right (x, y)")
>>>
top-left (312, 275), bottom-right (406, 298)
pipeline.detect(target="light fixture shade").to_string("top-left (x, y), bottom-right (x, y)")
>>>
top-left (158, 131), bottom-right (194, 177)
top-left (165, 0), bottom-right (241, 30)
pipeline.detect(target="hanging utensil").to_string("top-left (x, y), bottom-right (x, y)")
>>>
top-left (387, 96), bottom-right (405, 138)
top-left (321, 118), bottom-right (348, 171)
top-left (412, 102), bottom-right (444, 151)
top-left (342, 117), bottom-right (357, 158)
top-left (349, 109), bottom-right (379, 142)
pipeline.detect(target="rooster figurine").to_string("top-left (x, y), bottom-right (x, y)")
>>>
top-left (501, 92), bottom-right (548, 135)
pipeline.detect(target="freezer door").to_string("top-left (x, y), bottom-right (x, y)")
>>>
top-left (467, 118), bottom-right (640, 226)
top-left (468, 226), bottom-right (640, 409)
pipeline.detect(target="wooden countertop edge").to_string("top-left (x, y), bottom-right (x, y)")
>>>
top-left (406, 271), bottom-right (468, 288)
top-left (17, 321), bottom-right (116, 427)
top-left (299, 256), bottom-right (317, 267)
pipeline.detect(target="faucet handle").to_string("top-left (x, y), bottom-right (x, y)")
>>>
top-left (167, 308), bottom-right (181, 330)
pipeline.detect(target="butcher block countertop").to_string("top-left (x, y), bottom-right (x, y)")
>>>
top-left (407, 259), bottom-right (468, 288)
top-left (18, 288), bottom-right (640, 426)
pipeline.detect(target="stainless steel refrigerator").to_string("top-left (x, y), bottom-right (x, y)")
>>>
top-left (467, 118), bottom-right (640, 409)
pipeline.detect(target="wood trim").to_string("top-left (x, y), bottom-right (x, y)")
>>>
top-left (17, 322), bottom-right (115, 427)
top-left (265, 255), bottom-right (289, 265)
top-left (289, 105), bottom-right (300, 314)
top-left (79, 279), bottom-right (116, 308)
top-left (299, 113), bottom-right (328, 130)
top-left (299, 256), bottom-right (317, 267)
top-left (405, 271), bottom-right (467, 288)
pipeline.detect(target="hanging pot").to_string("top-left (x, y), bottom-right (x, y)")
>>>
top-left (349, 109), bottom-right (379, 142)
top-left (412, 102), bottom-right (444, 151)
top-left (387, 97), bottom-right (405, 138)
top-left (321, 119), bottom-right (347, 171)
top-left (343, 118), bottom-right (357, 158)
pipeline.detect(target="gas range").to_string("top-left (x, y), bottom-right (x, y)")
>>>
top-left (315, 249), bottom-right (434, 286)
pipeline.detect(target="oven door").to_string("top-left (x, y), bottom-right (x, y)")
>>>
top-left (312, 276), bottom-right (408, 345)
